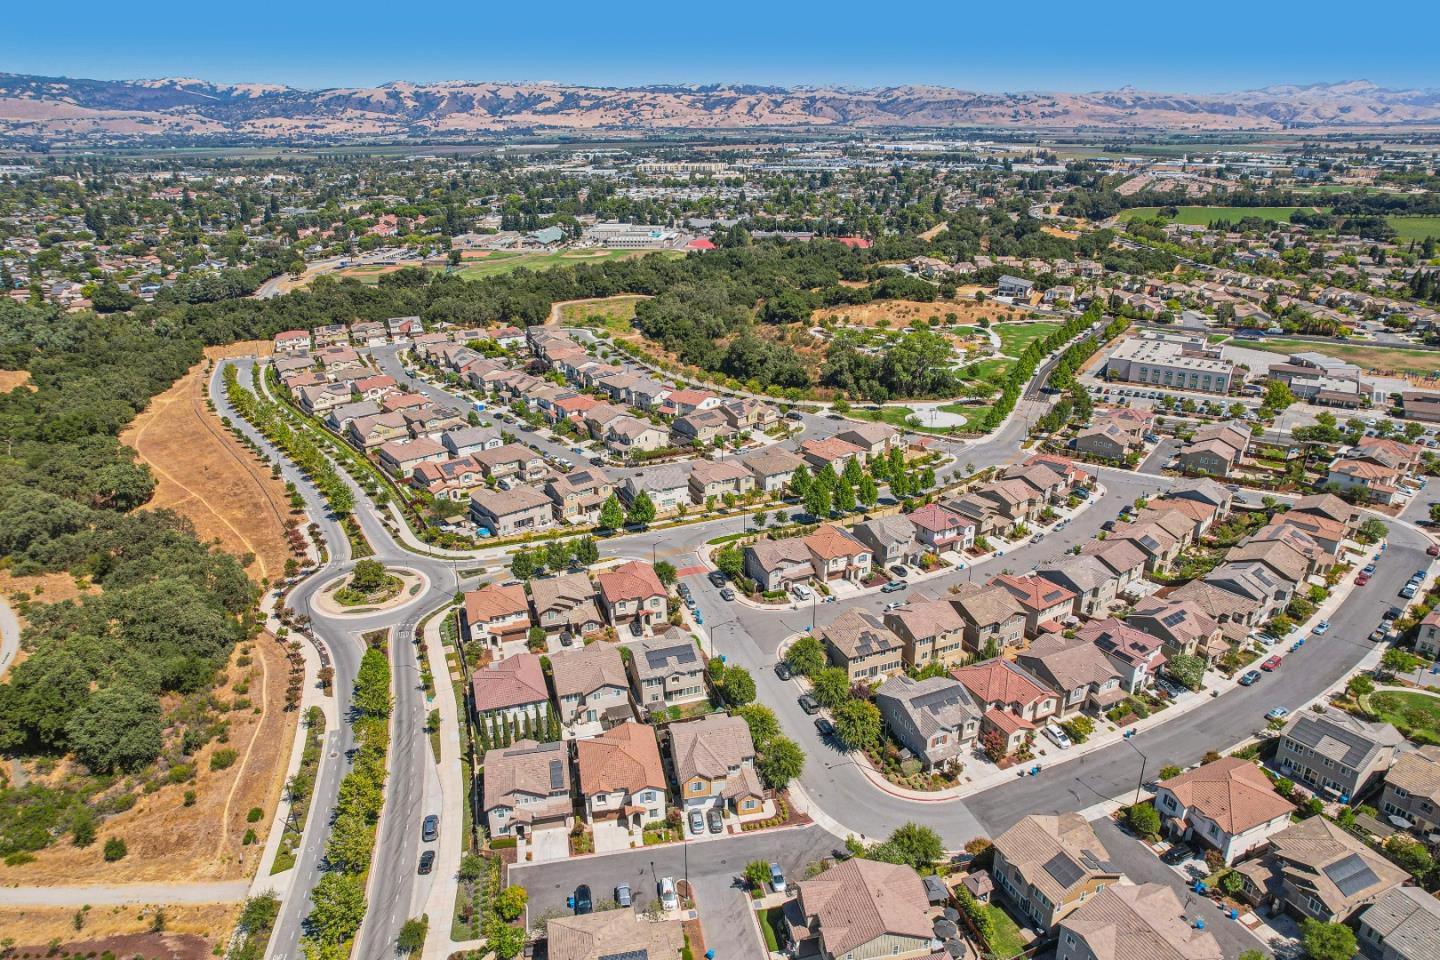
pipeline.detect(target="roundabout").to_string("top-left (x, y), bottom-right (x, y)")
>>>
top-left (311, 561), bottom-right (430, 618)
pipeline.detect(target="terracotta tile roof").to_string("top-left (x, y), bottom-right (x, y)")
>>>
top-left (798, 858), bottom-right (933, 957)
top-left (984, 706), bottom-right (1034, 734)
top-left (952, 659), bottom-right (1053, 707)
top-left (799, 436), bottom-right (866, 463)
top-left (471, 653), bottom-right (548, 713)
top-left (908, 502), bottom-right (969, 534)
top-left (575, 721), bottom-right (666, 796)
top-left (1079, 618), bottom-right (1165, 666)
top-left (885, 595), bottom-right (967, 642)
top-left (991, 573), bottom-right (1076, 613)
top-left (804, 524), bottom-right (867, 561)
top-left (1158, 757), bottom-right (1293, 834)
top-left (464, 582), bottom-right (529, 624)
top-left (596, 560), bottom-right (666, 603)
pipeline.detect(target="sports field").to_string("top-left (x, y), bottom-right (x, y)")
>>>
top-left (1386, 217), bottom-right (1440, 242)
top-left (451, 248), bottom-right (678, 278)
top-left (1239, 338), bottom-right (1440, 377)
top-left (995, 321), bottom-right (1061, 358)
top-left (1118, 206), bottom-right (1325, 224)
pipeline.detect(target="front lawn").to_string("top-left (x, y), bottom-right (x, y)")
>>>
top-left (759, 906), bottom-right (785, 952)
top-left (1368, 691), bottom-right (1440, 745)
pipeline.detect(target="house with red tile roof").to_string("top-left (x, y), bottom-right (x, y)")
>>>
top-left (802, 525), bottom-right (872, 584)
top-left (470, 652), bottom-right (550, 724)
top-left (951, 659), bottom-right (1059, 751)
top-left (1154, 757), bottom-right (1293, 865)
top-left (908, 503), bottom-right (974, 553)
top-left (1078, 618), bottom-right (1166, 693)
top-left (798, 436), bottom-right (866, 473)
top-left (596, 561), bottom-right (667, 633)
top-left (990, 573), bottom-right (1078, 637)
top-left (461, 582), bottom-right (532, 647)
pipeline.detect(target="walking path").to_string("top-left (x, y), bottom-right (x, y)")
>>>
top-left (419, 604), bottom-right (467, 960)
top-left (0, 598), bottom-right (18, 679)
top-left (0, 881), bottom-right (250, 907)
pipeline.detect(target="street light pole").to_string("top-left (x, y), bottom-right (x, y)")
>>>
top-left (1124, 733), bottom-right (1148, 807)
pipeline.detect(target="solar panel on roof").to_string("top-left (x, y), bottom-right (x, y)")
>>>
top-left (599, 951), bottom-right (649, 960)
top-left (1325, 852), bottom-right (1379, 898)
top-left (1042, 852), bottom-right (1086, 889)
top-left (548, 758), bottom-right (564, 791)
top-left (1160, 610), bottom-right (1187, 627)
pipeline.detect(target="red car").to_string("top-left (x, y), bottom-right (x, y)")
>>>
top-left (1356, 573), bottom-right (1371, 585)
top-left (1261, 655), bottom-right (1283, 672)
top-left (1429, 545), bottom-right (1439, 557)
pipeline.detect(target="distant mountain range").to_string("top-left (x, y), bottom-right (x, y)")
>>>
top-left (3, 73), bottom-right (1440, 144)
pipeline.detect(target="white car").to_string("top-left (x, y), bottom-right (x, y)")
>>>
top-left (1043, 723), bottom-right (1072, 750)
top-left (792, 585), bottom-right (812, 601)
top-left (658, 876), bottom-right (678, 912)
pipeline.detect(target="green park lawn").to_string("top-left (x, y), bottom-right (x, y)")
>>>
top-left (1368, 691), bottom-right (1440, 745)
top-left (1386, 217), bottom-right (1440, 242)
top-left (1236, 339), bottom-right (1440, 378)
top-left (1118, 205), bottom-right (1326, 225)
top-left (994, 322), bottom-right (1061, 358)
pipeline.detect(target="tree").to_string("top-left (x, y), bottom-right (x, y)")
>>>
top-left (1358, 517), bottom-right (1389, 544)
top-left (1127, 802), bottom-right (1161, 839)
top-left (66, 686), bottom-right (164, 774)
top-left (1262, 379), bottom-right (1296, 411)
top-left (809, 666), bottom-right (851, 709)
top-left (835, 480), bottom-right (857, 513)
top-left (574, 536), bottom-right (599, 566)
top-left (857, 475), bottom-right (878, 508)
top-left (1384, 835), bottom-right (1434, 880)
top-left (1301, 919), bottom-right (1357, 960)
top-left (626, 491), bottom-right (656, 527)
top-left (735, 704), bottom-right (780, 747)
top-left (1383, 648), bottom-right (1424, 676)
top-left (653, 561), bottom-right (677, 586)
top-left (308, 872), bottom-right (367, 942)
top-left (832, 700), bottom-right (882, 752)
top-left (545, 539), bottom-right (571, 572)
top-left (786, 636), bottom-right (827, 676)
top-left (495, 886), bottom-right (528, 922)
top-left (803, 483), bottom-right (831, 519)
top-left (1166, 654), bottom-right (1206, 692)
top-left (715, 545), bottom-right (745, 579)
top-left (757, 736), bottom-right (806, 789)
top-left (509, 550), bottom-right (536, 580)
top-left (103, 837), bottom-right (127, 861)
top-left (869, 823), bottom-right (944, 871)
top-left (350, 559), bottom-right (388, 593)
top-left (599, 494), bottom-right (625, 530)
top-left (720, 665), bottom-right (756, 706)
top-left (397, 915), bottom-right (429, 954)
top-left (744, 860), bottom-right (772, 890)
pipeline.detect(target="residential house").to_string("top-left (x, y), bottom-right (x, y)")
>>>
top-left (1144, 496), bottom-right (1220, 541)
top-left (575, 722), bottom-right (666, 829)
top-left (1289, 492), bottom-right (1358, 537)
top-left (470, 653), bottom-right (550, 727)
top-left (549, 643), bottom-right (634, 732)
top-left (799, 436), bottom-right (866, 474)
top-left (627, 628), bottom-right (707, 713)
top-left (1015, 635), bottom-right (1126, 718)
top-left (545, 466), bottom-right (613, 525)
top-left (462, 583), bottom-right (532, 648)
top-left (672, 408), bottom-right (735, 447)
top-left (835, 422), bottom-right (900, 457)
top-left (481, 740), bottom-right (572, 839)
top-left (1079, 539), bottom-right (1148, 595)
top-left (1153, 758), bottom-right (1294, 865)
top-left (907, 503), bottom-right (975, 554)
top-left (381, 392), bottom-right (434, 416)
top-left (297, 382), bottom-right (352, 415)
top-left (688, 459), bottom-right (755, 505)
top-left (1074, 423), bottom-right (1135, 462)
top-left (469, 486), bottom-right (557, 537)
top-left (412, 456), bottom-right (487, 500)
top-left (441, 426), bottom-right (503, 457)
top-left (719, 397), bottom-right (778, 431)
top-left (821, 609), bottom-right (906, 683)
top-left (991, 813), bottom-right (1122, 930)
top-left (274, 329), bottom-right (312, 353)
top-left (742, 445), bottom-right (805, 493)
top-left (952, 659), bottom-right (1060, 753)
top-left (377, 437), bottom-right (447, 478)
top-left (596, 560), bottom-right (667, 633)
top-left (992, 573), bottom-right (1078, 638)
top-left (1167, 477), bottom-right (1234, 516)
top-left (874, 675), bottom-right (980, 770)
top-left (669, 713), bottom-right (764, 818)
top-left (545, 911), bottom-right (685, 960)
top-left (1055, 884), bottom-right (1222, 960)
top-left (1078, 619), bottom-right (1166, 693)
top-left (1127, 597), bottom-right (1228, 664)
top-left (744, 536), bottom-right (816, 593)
top-left (1326, 456), bottom-right (1404, 505)
top-left (475, 443), bottom-right (545, 482)
top-left (1168, 579), bottom-right (1266, 648)
top-left (1237, 816), bottom-right (1407, 922)
top-left (1417, 609), bottom-right (1440, 658)
top-left (1205, 559), bottom-right (1296, 622)
top-left (975, 478), bottom-right (1044, 528)
top-left (947, 493), bottom-right (1008, 538)
top-left (606, 415), bottom-right (671, 456)
top-left (1275, 711), bottom-right (1404, 802)
top-left (884, 594), bottom-right (969, 669)
top-left (852, 515), bottom-right (925, 569)
top-left (803, 525), bottom-right (872, 585)
top-left (1105, 521), bottom-right (1181, 573)
top-left (787, 858), bottom-right (934, 960)
top-left (1356, 886), bottom-right (1440, 960)
top-left (1035, 556), bottom-right (1119, 618)
top-left (951, 583), bottom-right (1027, 656)
top-left (621, 464), bottom-right (692, 514)
top-left (347, 411), bottom-right (409, 450)
top-left (661, 388), bottom-right (722, 417)
top-left (528, 572), bottom-right (603, 641)
top-left (325, 400), bottom-right (381, 432)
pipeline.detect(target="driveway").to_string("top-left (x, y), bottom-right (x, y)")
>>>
top-left (521, 826), bottom-right (572, 863)
top-left (593, 819), bottom-right (644, 854)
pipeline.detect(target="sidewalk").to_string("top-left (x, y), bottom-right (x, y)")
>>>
top-left (419, 603), bottom-right (467, 960)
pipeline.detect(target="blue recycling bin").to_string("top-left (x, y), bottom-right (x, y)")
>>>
top-left (1196, 918), bottom-right (1205, 930)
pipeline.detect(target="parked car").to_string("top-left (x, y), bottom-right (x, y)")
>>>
top-left (798, 695), bottom-right (820, 715)
top-left (889, 565), bottom-right (911, 578)
top-left (774, 661), bottom-right (792, 681)
top-left (1385, 606), bottom-right (1403, 621)
top-left (1401, 584), bottom-right (1418, 599)
top-left (884, 600), bottom-right (905, 611)
top-left (1265, 707), bottom-right (1290, 722)
top-left (688, 809), bottom-right (705, 835)
top-left (1030, 533), bottom-right (1044, 544)
top-left (707, 808), bottom-right (723, 834)
top-left (659, 877), bottom-right (678, 912)
top-left (1238, 670), bottom-right (1262, 686)
top-left (1260, 655), bottom-right (1283, 672)
top-left (720, 587), bottom-right (736, 601)
top-left (708, 570), bottom-right (728, 588)
top-left (677, 583), bottom-right (692, 599)
top-left (615, 883), bottom-right (632, 907)
top-left (880, 581), bottom-right (907, 594)
top-left (421, 814), bottom-right (438, 843)
top-left (792, 584), bottom-right (813, 601)
top-left (573, 884), bottom-right (593, 914)
top-left (418, 850), bottom-right (435, 874)
top-left (769, 863), bottom-right (786, 893)
top-left (1313, 620), bottom-right (1330, 634)
top-left (1043, 723), bottom-right (1072, 750)
top-left (814, 717), bottom-right (834, 737)
top-left (1363, 563), bottom-right (1378, 575)
top-left (1162, 844), bottom-right (1196, 866)
top-left (1370, 627), bottom-right (1390, 642)
top-left (629, 619), bottom-right (645, 638)
top-left (1356, 573), bottom-right (1371, 586)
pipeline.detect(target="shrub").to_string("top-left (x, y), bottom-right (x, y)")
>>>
top-left (1126, 803), bottom-right (1161, 839)
top-left (183, 789), bottom-right (197, 807)
top-left (103, 837), bottom-right (127, 861)
top-left (211, 748), bottom-right (238, 771)
top-left (247, 806), bottom-right (264, 823)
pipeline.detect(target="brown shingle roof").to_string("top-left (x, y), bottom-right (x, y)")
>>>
top-left (798, 858), bottom-right (933, 957)
top-left (1060, 884), bottom-right (1223, 960)
top-left (993, 813), bottom-right (1116, 906)
top-left (575, 722), bottom-right (666, 796)
top-left (548, 642), bottom-right (629, 699)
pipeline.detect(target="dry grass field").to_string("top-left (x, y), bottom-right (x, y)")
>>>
top-left (813, 297), bottom-right (1028, 329)
top-left (0, 902), bottom-right (235, 957)
top-left (5, 637), bottom-right (296, 885)
top-left (0, 369), bottom-right (32, 392)
top-left (120, 355), bottom-right (295, 580)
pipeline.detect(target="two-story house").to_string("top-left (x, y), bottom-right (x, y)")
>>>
top-left (787, 858), bottom-right (934, 960)
top-left (1153, 758), bottom-right (1294, 865)
top-left (875, 675), bottom-right (980, 771)
top-left (1015, 635), bottom-right (1126, 718)
top-left (1236, 816), bottom-right (1406, 923)
top-left (1378, 745), bottom-right (1440, 836)
top-left (596, 560), bottom-right (667, 634)
top-left (907, 503), bottom-right (975, 554)
top-left (469, 486), bottom-right (557, 538)
top-left (820, 609), bottom-right (906, 683)
top-left (470, 653), bottom-right (551, 729)
top-left (481, 739), bottom-right (573, 839)
top-left (992, 573), bottom-right (1078, 638)
top-left (548, 642), bottom-right (634, 734)
top-left (851, 515), bottom-right (924, 570)
top-left (1034, 556), bottom-right (1119, 619)
top-left (1055, 885), bottom-right (1221, 960)
top-left (884, 594), bottom-right (969, 670)
top-left (952, 659), bottom-right (1060, 754)
top-left (669, 713), bottom-right (764, 821)
top-left (575, 722), bottom-right (667, 831)
top-left (951, 583), bottom-right (1027, 656)
top-left (1275, 711), bottom-right (1404, 802)
top-left (528, 572), bottom-right (603, 642)
top-left (627, 629), bottom-right (707, 714)
top-left (461, 582), bottom-right (533, 649)
top-left (1078, 619), bottom-right (1166, 693)
top-left (991, 813), bottom-right (1122, 930)
top-left (688, 459), bottom-right (755, 505)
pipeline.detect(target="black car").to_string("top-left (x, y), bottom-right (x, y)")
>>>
top-left (418, 850), bottom-right (435, 875)
top-left (814, 717), bottom-right (834, 737)
top-left (708, 570), bottom-right (728, 587)
top-left (798, 695), bottom-right (820, 715)
top-left (1162, 844), bottom-right (1195, 866)
top-left (707, 808), bottom-right (723, 834)
top-left (1384, 606), bottom-right (1403, 621)
top-left (775, 661), bottom-right (792, 681)
top-left (573, 884), bottom-right (593, 915)
top-left (1238, 670), bottom-right (1262, 686)
top-left (629, 618), bottom-right (644, 637)
top-left (677, 583), bottom-right (692, 599)
top-left (421, 814), bottom-right (438, 843)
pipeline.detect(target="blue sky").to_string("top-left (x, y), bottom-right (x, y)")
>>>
top-left (5, 1), bottom-right (1438, 92)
